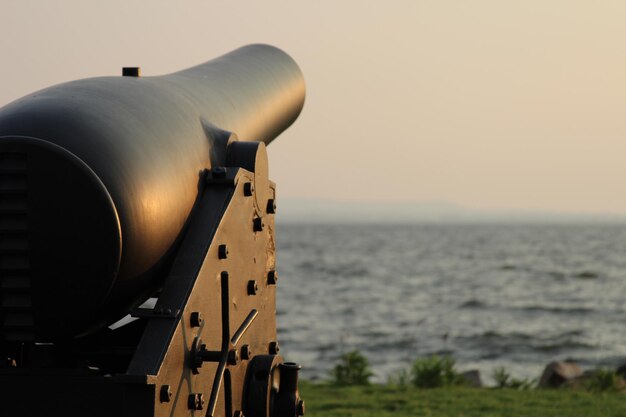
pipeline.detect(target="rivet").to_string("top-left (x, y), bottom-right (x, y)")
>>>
top-left (247, 280), bottom-right (258, 295)
top-left (269, 341), bottom-right (280, 355)
top-left (218, 244), bottom-right (228, 259)
top-left (267, 199), bottom-right (276, 214)
top-left (190, 312), bottom-right (202, 327)
top-left (243, 182), bottom-right (254, 196)
top-left (241, 344), bottom-right (252, 360)
top-left (253, 217), bottom-right (264, 232)
top-left (122, 67), bottom-right (141, 77)
top-left (160, 385), bottom-right (172, 403)
top-left (267, 270), bottom-right (278, 285)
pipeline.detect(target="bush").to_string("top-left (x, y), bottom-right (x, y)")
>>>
top-left (411, 355), bottom-right (465, 388)
top-left (331, 350), bottom-right (374, 385)
top-left (387, 368), bottom-right (411, 388)
top-left (492, 367), bottom-right (510, 388)
top-left (492, 367), bottom-right (535, 390)
top-left (586, 369), bottom-right (623, 393)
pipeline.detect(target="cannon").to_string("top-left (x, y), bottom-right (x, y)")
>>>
top-left (0, 44), bottom-right (305, 417)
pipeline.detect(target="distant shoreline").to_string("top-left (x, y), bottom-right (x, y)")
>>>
top-left (276, 199), bottom-right (626, 224)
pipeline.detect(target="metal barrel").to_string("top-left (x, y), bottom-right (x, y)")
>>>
top-left (0, 44), bottom-right (305, 341)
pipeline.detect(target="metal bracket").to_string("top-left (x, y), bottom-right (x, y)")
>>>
top-left (130, 307), bottom-right (180, 319)
top-left (205, 167), bottom-right (237, 186)
top-left (187, 271), bottom-right (259, 417)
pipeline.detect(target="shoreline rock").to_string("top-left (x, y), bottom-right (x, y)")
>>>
top-left (538, 361), bottom-right (583, 388)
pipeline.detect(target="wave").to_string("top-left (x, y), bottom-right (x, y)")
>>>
top-left (460, 299), bottom-right (487, 309)
top-left (574, 271), bottom-right (599, 279)
top-left (518, 305), bottom-right (594, 314)
top-left (454, 330), bottom-right (594, 355)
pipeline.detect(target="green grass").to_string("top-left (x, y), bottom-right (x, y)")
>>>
top-left (299, 382), bottom-right (626, 417)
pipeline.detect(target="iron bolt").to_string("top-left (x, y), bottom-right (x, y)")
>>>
top-left (267, 198), bottom-right (276, 214)
top-left (160, 385), bottom-right (172, 403)
top-left (212, 166), bottom-right (227, 178)
top-left (267, 270), bottom-right (278, 285)
top-left (253, 217), bottom-right (264, 232)
top-left (228, 349), bottom-right (240, 365)
top-left (269, 341), bottom-right (280, 355)
top-left (241, 344), bottom-right (252, 360)
top-left (297, 399), bottom-right (306, 416)
top-left (247, 280), bottom-right (258, 295)
top-left (191, 342), bottom-right (207, 372)
top-left (243, 182), bottom-right (254, 196)
top-left (188, 393), bottom-right (204, 410)
top-left (190, 311), bottom-right (202, 327)
top-left (218, 244), bottom-right (228, 259)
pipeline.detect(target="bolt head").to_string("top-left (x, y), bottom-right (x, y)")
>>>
top-left (188, 394), bottom-right (199, 410)
top-left (228, 349), bottom-right (240, 365)
top-left (266, 198), bottom-right (276, 214)
top-left (187, 393), bottom-right (204, 410)
top-left (253, 217), bottom-right (264, 232)
top-left (244, 182), bottom-right (254, 196)
top-left (218, 244), bottom-right (228, 259)
top-left (269, 341), bottom-right (280, 355)
top-left (212, 166), bottom-right (227, 178)
top-left (241, 344), bottom-right (252, 360)
top-left (190, 311), bottom-right (202, 327)
top-left (247, 280), bottom-right (258, 295)
top-left (160, 385), bottom-right (172, 403)
top-left (267, 270), bottom-right (278, 285)
top-left (297, 399), bottom-right (306, 416)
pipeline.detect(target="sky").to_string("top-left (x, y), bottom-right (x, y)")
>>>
top-left (2, 1), bottom-right (626, 214)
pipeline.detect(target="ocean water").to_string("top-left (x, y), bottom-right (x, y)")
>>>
top-left (275, 223), bottom-right (626, 383)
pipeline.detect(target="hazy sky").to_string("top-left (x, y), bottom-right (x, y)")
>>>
top-left (2, 1), bottom-right (626, 213)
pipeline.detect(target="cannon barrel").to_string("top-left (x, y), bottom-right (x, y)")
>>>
top-left (0, 44), bottom-right (305, 341)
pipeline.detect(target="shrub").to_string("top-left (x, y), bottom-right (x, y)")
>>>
top-left (387, 368), bottom-right (411, 388)
top-left (411, 355), bottom-right (464, 388)
top-left (585, 368), bottom-right (623, 393)
top-left (492, 367), bottom-right (535, 390)
top-left (492, 367), bottom-right (510, 388)
top-left (331, 350), bottom-right (374, 385)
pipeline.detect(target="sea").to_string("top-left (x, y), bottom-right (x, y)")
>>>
top-left (274, 223), bottom-right (626, 384)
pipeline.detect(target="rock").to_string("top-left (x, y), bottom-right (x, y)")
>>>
top-left (461, 370), bottom-right (482, 387)
top-left (538, 361), bottom-right (583, 388)
top-left (562, 370), bottom-right (597, 389)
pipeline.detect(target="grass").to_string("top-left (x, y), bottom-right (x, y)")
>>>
top-left (299, 382), bottom-right (626, 417)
